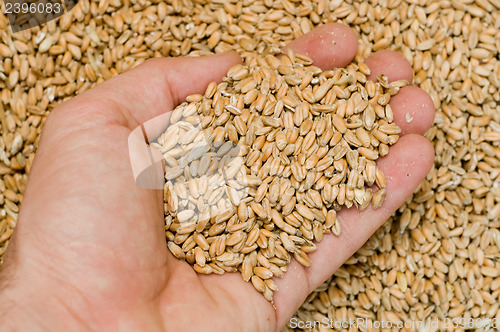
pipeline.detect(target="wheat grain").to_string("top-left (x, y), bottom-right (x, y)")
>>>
top-left (1, 0), bottom-right (500, 327)
top-left (159, 50), bottom-right (401, 301)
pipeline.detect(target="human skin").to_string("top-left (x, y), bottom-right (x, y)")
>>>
top-left (0, 23), bottom-right (434, 332)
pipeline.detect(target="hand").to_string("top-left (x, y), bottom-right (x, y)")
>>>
top-left (0, 23), bottom-right (434, 331)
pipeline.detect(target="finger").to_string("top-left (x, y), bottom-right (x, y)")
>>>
top-left (274, 135), bottom-right (434, 327)
top-left (282, 23), bottom-right (358, 70)
top-left (365, 50), bottom-right (435, 135)
top-left (53, 51), bottom-right (242, 129)
top-left (389, 86), bottom-right (435, 135)
top-left (365, 49), bottom-right (413, 83)
top-left (273, 49), bottom-right (435, 325)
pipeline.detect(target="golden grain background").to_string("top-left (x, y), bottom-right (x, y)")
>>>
top-left (0, 0), bottom-right (499, 331)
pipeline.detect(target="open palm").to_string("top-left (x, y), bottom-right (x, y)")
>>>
top-left (0, 23), bottom-right (434, 332)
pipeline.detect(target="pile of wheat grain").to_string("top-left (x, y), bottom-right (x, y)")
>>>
top-left (1, 0), bottom-right (499, 330)
top-left (158, 49), bottom-right (403, 301)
